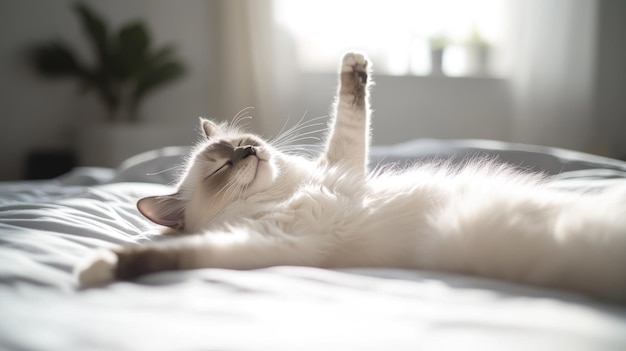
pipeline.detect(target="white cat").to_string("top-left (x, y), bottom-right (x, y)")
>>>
top-left (76, 52), bottom-right (626, 302)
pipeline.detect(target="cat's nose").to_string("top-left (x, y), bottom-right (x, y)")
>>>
top-left (235, 145), bottom-right (256, 160)
top-left (244, 146), bottom-right (256, 157)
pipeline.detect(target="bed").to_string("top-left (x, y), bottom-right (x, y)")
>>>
top-left (2, 139), bottom-right (626, 350)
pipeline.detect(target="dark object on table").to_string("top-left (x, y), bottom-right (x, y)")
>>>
top-left (24, 150), bottom-right (76, 180)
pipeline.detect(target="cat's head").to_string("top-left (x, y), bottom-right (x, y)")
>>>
top-left (137, 118), bottom-right (281, 232)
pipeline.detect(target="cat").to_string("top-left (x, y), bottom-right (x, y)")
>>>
top-left (76, 52), bottom-right (626, 302)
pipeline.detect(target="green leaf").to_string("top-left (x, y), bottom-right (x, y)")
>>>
top-left (28, 2), bottom-right (188, 121)
top-left (149, 45), bottom-right (176, 66)
top-left (28, 41), bottom-right (82, 77)
top-left (115, 22), bottom-right (150, 79)
top-left (131, 60), bottom-right (185, 108)
top-left (73, 3), bottom-right (109, 65)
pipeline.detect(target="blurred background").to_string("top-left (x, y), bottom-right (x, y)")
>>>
top-left (0, 0), bottom-right (624, 180)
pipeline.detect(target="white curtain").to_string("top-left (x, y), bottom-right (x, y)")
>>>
top-left (508, 0), bottom-right (598, 152)
top-left (212, 0), bottom-right (283, 137)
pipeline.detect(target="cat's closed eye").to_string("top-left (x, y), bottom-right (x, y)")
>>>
top-left (207, 161), bottom-right (232, 179)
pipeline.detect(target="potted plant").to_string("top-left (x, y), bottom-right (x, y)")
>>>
top-left (29, 2), bottom-right (186, 122)
top-left (28, 2), bottom-right (188, 166)
top-left (463, 26), bottom-right (491, 77)
top-left (428, 34), bottom-right (450, 76)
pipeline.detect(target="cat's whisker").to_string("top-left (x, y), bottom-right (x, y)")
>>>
top-left (214, 176), bottom-right (239, 203)
top-left (268, 114), bottom-right (328, 147)
top-left (230, 183), bottom-right (246, 202)
top-left (232, 107), bottom-right (253, 122)
top-left (145, 165), bottom-right (183, 176)
top-left (231, 107), bottom-right (255, 130)
top-left (236, 183), bottom-right (248, 201)
top-left (282, 115), bottom-right (328, 135)
top-left (272, 129), bottom-right (326, 152)
top-left (273, 123), bottom-right (326, 143)
top-left (279, 127), bottom-right (326, 141)
top-left (281, 111), bottom-right (315, 135)
top-left (270, 112), bottom-right (309, 142)
top-left (270, 123), bottom-right (327, 149)
top-left (234, 116), bottom-right (253, 131)
top-left (280, 147), bottom-right (321, 159)
top-left (275, 142), bottom-right (322, 156)
top-left (277, 139), bottom-right (323, 150)
top-left (272, 114), bottom-right (295, 143)
top-left (225, 175), bottom-right (244, 201)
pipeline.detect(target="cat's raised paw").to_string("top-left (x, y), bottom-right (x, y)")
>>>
top-left (74, 249), bottom-right (118, 287)
top-left (341, 52), bottom-right (369, 85)
top-left (340, 52), bottom-right (370, 106)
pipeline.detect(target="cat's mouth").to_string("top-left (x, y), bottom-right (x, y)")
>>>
top-left (251, 154), bottom-right (269, 178)
top-left (246, 150), bottom-right (274, 189)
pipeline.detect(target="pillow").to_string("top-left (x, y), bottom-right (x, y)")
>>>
top-left (111, 146), bottom-right (190, 185)
top-left (370, 138), bottom-right (626, 175)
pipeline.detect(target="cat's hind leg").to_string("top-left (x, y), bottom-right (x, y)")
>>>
top-left (322, 52), bottom-right (372, 174)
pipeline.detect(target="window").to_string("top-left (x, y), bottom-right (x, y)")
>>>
top-left (273, 0), bottom-right (511, 77)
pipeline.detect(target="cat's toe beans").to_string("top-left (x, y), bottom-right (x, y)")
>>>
top-left (341, 53), bottom-right (356, 71)
top-left (342, 52), bottom-right (369, 73)
top-left (75, 249), bottom-right (118, 287)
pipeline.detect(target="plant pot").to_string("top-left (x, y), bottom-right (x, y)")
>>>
top-left (430, 49), bottom-right (446, 76)
top-left (464, 45), bottom-right (491, 77)
top-left (76, 123), bottom-right (194, 168)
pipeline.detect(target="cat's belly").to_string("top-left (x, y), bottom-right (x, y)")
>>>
top-left (281, 187), bottom-right (437, 268)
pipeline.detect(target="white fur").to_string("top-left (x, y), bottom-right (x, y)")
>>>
top-left (77, 53), bottom-right (626, 301)
top-left (75, 249), bottom-right (117, 287)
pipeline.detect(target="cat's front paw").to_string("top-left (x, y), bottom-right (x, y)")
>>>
top-left (342, 52), bottom-right (369, 83)
top-left (340, 52), bottom-right (371, 106)
top-left (74, 249), bottom-right (118, 287)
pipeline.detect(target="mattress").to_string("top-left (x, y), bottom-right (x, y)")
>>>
top-left (1, 139), bottom-right (626, 351)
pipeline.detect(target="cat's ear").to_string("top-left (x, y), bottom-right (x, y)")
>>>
top-left (137, 194), bottom-right (185, 228)
top-left (201, 118), bottom-right (222, 140)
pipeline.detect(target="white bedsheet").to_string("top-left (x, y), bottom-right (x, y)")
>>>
top-left (1, 141), bottom-right (626, 350)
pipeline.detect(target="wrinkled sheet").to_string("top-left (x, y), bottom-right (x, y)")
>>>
top-left (1, 140), bottom-right (626, 350)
